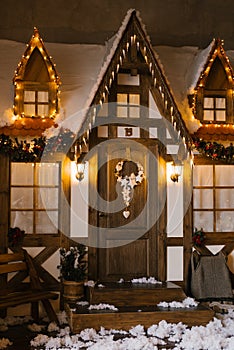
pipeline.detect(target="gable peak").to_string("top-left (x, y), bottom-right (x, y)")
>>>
top-left (195, 37), bottom-right (234, 90)
top-left (13, 27), bottom-right (60, 86)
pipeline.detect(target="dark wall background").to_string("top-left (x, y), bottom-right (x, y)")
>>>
top-left (1, 0), bottom-right (234, 49)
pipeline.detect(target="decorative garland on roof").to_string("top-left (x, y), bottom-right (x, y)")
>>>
top-left (193, 138), bottom-right (234, 164)
top-left (0, 128), bottom-right (75, 162)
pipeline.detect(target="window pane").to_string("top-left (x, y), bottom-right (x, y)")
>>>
top-left (193, 211), bottom-right (214, 232)
top-left (24, 104), bottom-right (35, 116)
top-left (38, 91), bottom-right (48, 102)
top-left (117, 93), bottom-right (127, 103)
top-left (216, 211), bottom-right (234, 232)
top-left (203, 110), bottom-right (214, 121)
top-left (216, 97), bottom-right (225, 108)
top-left (24, 91), bottom-right (35, 102)
top-left (129, 106), bottom-right (140, 118)
top-left (11, 188), bottom-right (33, 209)
top-left (193, 189), bottom-right (213, 209)
top-left (37, 163), bottom-right (59, 186)
top-left (38, 104), bottom-right (49, 116)
top-left (129, 94), bottom-right (140, 105)
top-left (215, 166), bottom-right (234, 186)
top-left (216, 110), bottom-right (226, 121)
top-left (117, 106), bottom-right (128, 118)
top-left (11, 211), bottom-right (33, 233)
top-left (193, 165), bottom-right (213, 186)
top-left (204, 97), bottom-right (213, 108)
top-left (37, 188), bottom-right (58, 209)
top-left (11, 163), bottom-right (34, 185)
top-left (36, 211), bottom-right (58, 233)
top-left (216, 189), bottom-right (234, 208)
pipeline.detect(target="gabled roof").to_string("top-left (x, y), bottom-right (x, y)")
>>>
top-left (0, 10), bottom-right (233, 141)
top-left (13, 27), bottom-right (60, 86)
top-left (0, 28), bottom-right (62, 136)
top-left (73, 9), bottom-right (191, 147)
top-left (155, 40), bottom-right (234, 135)
top-left (194, 38), bottom-right (234, 91)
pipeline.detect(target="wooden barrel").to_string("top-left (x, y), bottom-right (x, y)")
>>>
top-left (63, 280), bottom-right (84, 302)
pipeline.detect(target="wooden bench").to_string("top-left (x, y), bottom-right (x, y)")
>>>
top-left (0, 249), bottom-right (59, 323)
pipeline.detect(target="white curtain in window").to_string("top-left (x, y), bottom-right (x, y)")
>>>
top-left (38, 91), bottom-right (48, 102)
top-left (24, 91), bottom-right (35, 102)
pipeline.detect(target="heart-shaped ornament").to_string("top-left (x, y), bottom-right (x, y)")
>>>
top-left (123, 210), bottom-right (130, 219)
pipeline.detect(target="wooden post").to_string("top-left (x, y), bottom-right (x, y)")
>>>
top-left (0, 153), bottom-right (10, 253)
top-left (0, 153), bottom-right (10, 317)
top-left (183, 159), bottom-right (193, 294)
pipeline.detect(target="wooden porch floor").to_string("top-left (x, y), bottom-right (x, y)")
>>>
top-left (65, 302), bottom-right (214, 333)
top-left (64, 281), bottom-right (215, 333)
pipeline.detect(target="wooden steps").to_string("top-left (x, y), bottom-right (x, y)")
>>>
top-left (87, 281), bottom-right (187, 306)
top-left (64, 281), bottom-right (215, 333)
top-left (65, 303), bottom-right (215, 333)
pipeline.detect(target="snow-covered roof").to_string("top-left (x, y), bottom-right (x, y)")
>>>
top-left (0, 16), bottom-right (233, 136)
top-left (155, 43), bottom-right (234, 133)
top-left (0, 39), bottom-right (108, 130)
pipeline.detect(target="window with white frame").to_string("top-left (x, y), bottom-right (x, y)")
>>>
top-left (10, 162), bottom-right (60, 234)
top-left (193, 164), bottom-right (234, 233)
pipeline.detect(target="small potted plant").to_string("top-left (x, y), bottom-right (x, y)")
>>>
top-left (58, 245), bottom-right (87, 302)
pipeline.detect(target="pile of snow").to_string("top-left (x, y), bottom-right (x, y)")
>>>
top-left (131, 276), bottom-right (162, 284)
top-left (2, 307), bottom-right (234, 349)
top-left (28, 309), bottom-right (234, 350)
top-left (158, 297), bottom-right (199, 308)
top-left (88, 303), bottom-right (118, 311)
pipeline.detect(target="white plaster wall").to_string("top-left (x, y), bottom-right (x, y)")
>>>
top-left (166, 163), bottom-right (184, 280)
top-left (70, 162), bottom-right (89, 238)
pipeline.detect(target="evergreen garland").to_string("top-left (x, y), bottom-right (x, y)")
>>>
top-left (193, 138), bottom-right (234, 164)
top-left (0, 128), bottom-right (75, 162)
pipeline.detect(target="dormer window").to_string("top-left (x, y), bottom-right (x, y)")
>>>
top-left (203, 96), bottom-right (226, 122)
top-left (24, 90), bottom-right (49, 117)
top-left (192, 39), bottom-right (234, 124)
top-left (13, 28), bottom-right (60, 120)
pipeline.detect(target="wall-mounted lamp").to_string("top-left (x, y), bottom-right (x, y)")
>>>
top-left (170, 161), bottom-right (182, 183)
top-left (74, 144), bottom-right (87, 182)
top-left (76, 161), bottom-right (86, 182)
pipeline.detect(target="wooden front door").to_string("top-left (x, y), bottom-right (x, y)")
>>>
top-left (88, 139), bottom-right (167, 282)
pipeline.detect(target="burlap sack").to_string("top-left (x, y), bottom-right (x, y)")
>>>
top-left (190, 251), bottom-right (233, 300)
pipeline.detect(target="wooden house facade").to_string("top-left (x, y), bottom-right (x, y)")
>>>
top-left (0, 10), bottom-right (233, 318)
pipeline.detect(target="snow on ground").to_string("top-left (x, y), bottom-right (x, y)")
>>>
top-left (29, 309), bottom-right (234, 349)
top-left (1, 307), bottom-right (234, 349)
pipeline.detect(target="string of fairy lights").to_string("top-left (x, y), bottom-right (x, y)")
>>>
top-left (77, 19), bottom-right (191, 160)
top-left (13, 27), bottom-right (61, 121)
top-left (1, 15), bottom-right (233, 164)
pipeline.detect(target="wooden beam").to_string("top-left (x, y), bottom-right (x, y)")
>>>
top-left (0, 154), bottom-right (10, 253)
